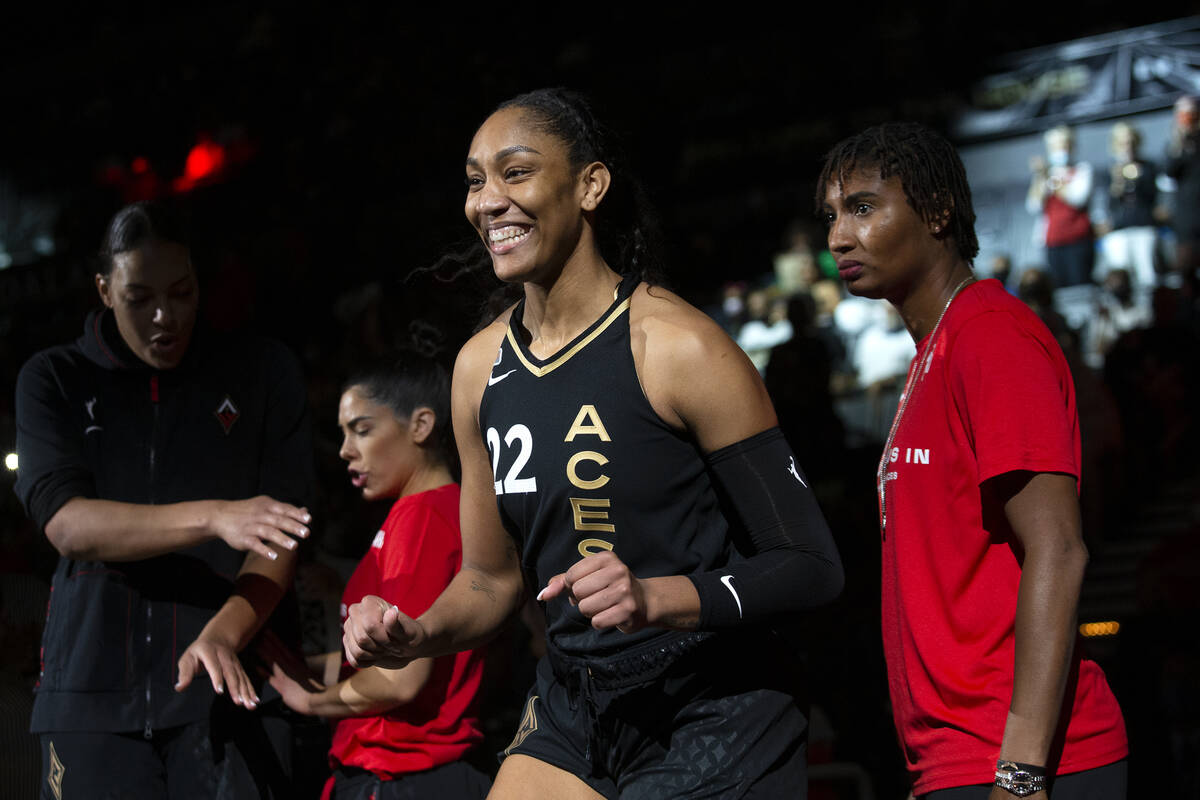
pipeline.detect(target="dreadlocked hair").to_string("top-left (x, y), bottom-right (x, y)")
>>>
top-left (815, 122), bottom-right (979, 263)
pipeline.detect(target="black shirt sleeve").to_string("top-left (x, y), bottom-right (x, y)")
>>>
top-left (255, 340), bottom-right (315, 510)
top-left (14, 352), bottom-right (97, 530)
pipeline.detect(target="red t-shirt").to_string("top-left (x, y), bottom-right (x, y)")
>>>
top-left (328, 484), bottom-right (484, 781)
top-left (880, 280), bottom-right (1127, 795)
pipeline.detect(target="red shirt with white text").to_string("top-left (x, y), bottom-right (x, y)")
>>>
top-left (880, 280), bottom-right (1126, 794)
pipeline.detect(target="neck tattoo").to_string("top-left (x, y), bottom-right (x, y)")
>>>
top-left (877, 275), bottom-right (975, 535)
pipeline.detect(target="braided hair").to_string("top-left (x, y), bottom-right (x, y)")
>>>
top-left (423, 88), bottom-right (668, 330)
top-left (495, 88), bottom-right (667, 286)
top-left (815, 122), bottom-right (979, 263)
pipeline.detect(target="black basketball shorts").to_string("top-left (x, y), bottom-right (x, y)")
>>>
top-left (500, 631), bottom-right (810, 799)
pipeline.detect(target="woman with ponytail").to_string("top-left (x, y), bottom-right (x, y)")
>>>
top-left (345, 89), bottom-right (844, 798)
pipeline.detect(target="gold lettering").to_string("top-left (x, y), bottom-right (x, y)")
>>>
top-left (570, 497), bottom-right (615, 532)
top-left (567, 451), bottom-right (609, 490)
top-left (564, 405), bottom-right (611, 442)
top-left (578, 538), bottom-right (615, 556)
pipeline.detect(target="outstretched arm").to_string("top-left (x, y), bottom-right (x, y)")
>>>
top-left (16, 352), bottom-right (310, 563)
top-left (269, 645), bottom-right (435, 719)
top-left (45, 496), bottom-right (311, 562)
top-left (176, 543), bottom-right (300, 708)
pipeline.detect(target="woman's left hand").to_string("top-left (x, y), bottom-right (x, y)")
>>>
top-left (267, 661), bottom-right (323, 715)
top-left (176, 635), bottom-right (260, 709)
top-left (539, 550), bottom-right (649, 633)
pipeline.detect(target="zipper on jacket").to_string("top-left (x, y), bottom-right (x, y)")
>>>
top-left (144, 603), bottom-right (153, 739)
top-left (148, 375), bottom-right (160, 502)
top-left (145, 374), bottom-right (159, 740)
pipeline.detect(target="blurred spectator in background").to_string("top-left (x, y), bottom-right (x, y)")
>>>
top-left (772, 220), bottom-right (822, 296)
top-left (1098, 122), bottom-right (1162, 293)
top-left (810, 279), bottom-right (857, 393)
top-left (737, 289), bottom-right (793, 373)
top-left (988, 252), bottom-right (1014, 292)
top-left (851, 303), bottom-right (915, 396)
top-left (714, 280), bottom-right (749, 336)
top-left (764, 292), bottom-right (847, 482)
top-left (1027, 125), bottom-right (1095, 287)
top-left (1165, 94), bottom-right (1200, 290)
top-left (1102, 283), bottom-right (1200, 498)
top-left (830, 286), bottom-right (880, 377)
top-left (1086, 268), bottom-right (1152, 369)
top-left (1018, 266), bottom-right (1072, 342)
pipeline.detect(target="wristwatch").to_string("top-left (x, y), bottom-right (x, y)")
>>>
top-left (994, 760), bottom-right (1047, 797)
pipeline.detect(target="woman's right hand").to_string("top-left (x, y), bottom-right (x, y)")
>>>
top-left (208, 496), bottom-right (311, 560)
top-left (343, 594), bottom-right (426, 669)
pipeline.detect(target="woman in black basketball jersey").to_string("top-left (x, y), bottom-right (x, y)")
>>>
top-left (345, 88), bottom-right (843, 799)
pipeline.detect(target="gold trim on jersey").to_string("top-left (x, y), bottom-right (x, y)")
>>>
top-left (506, 297), bottom-right (632, 377)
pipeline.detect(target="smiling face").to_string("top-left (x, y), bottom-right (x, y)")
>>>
top-left (337, 386), bottom-right (422, 502)
top-left (464, 106), bottom-right (605, 284)
top-left (96, 240), bottom-right (198, 369)
top-left (822, 168), bottom-right (943, 304)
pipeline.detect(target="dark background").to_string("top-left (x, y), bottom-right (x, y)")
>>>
top-left (2, 5), bottom-right (1199, 798)
top-left (3, 3), bottom-right (1196, 302)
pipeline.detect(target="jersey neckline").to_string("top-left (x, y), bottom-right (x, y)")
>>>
top-left (506, 275), bottom-right (639, 378)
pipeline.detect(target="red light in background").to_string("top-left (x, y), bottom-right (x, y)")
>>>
top-left (183, 139), bottom-right (227, 182)
top-left (131, 156), bottom-right (150, 174)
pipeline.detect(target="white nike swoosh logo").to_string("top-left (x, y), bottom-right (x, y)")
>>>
top-left (487, 369), bottom-right (517, 386)
top-left (720, 575), bottom-right (743, 619)
top-left (85, 425), bottom-right (103, 434)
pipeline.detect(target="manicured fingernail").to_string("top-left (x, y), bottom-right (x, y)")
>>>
top-left (536, 587), bottom-right (547, 601)
top-left (268, 551), bottom-right (277, 560)
top-left (303, 513), bottom-right (312, 523)
top-left (288, 539), bottom-right (297, 549)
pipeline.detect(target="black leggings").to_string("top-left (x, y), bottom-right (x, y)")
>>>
top-left (329, 761), bottom-right (491, 800)
top-left (922, 759), bottom-right (1127, 800)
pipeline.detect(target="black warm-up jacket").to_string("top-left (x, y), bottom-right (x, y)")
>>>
top-left (14, 309), bottom-right (314, 735)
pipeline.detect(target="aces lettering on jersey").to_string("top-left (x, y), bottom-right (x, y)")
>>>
top-left (486, 403), bottom-right (616, 557)
top-left (564, 405), bottom-right (614, 556)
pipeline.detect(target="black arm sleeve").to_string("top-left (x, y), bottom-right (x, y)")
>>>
top-left (686, 427), bottom-right (843, 629)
